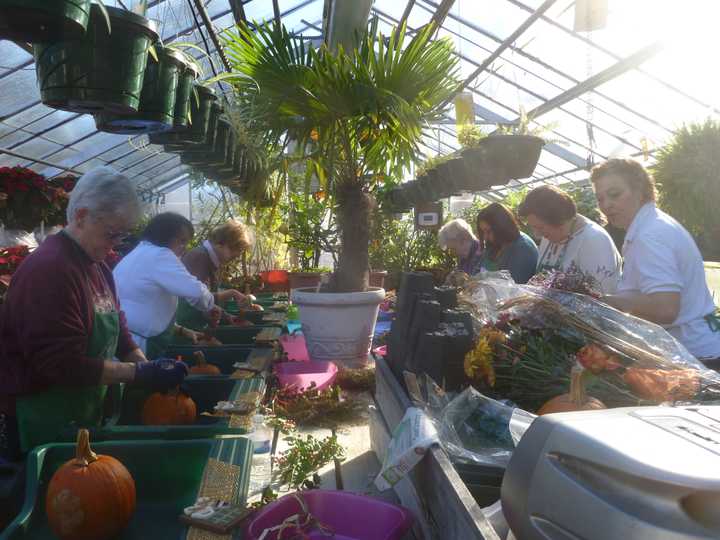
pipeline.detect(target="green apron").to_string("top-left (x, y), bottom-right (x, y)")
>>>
top-left (175, 298), bottom-right (209, 332)
top-left (145, 315), bottom-right (177, 360)
top-left (15, 309), bottom-right (119, 453)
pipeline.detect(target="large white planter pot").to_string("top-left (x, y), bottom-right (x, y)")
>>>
top-left (291, 286), bottom-right (385, 368)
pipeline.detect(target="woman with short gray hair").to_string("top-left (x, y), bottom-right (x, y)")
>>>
top-left (438, 218), bottom-right (483, 275)
top-left (0, 167), bottom-right (189, 462)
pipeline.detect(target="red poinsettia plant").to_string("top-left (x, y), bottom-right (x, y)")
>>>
top-left (0, 167), bottom-right (65, 230)
top-left (46, 174), bottom-right (78, 226)
top-left (0, 244), bottom-right (30, 289)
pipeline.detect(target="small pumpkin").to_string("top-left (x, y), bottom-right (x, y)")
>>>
top-left (46, 429), bottom-right (136, 540)
top-left (141, 388), bottom-right (197, 425)
top-left (189, 351), bottom-right (221, 375)
top-left (623, 367), bottom-right (700, 402)
top-left (537, 366), bottom-right (606, 415)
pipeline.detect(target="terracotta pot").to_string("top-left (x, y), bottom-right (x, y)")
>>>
top-left (288, 271), bottom-right (326, 291)
top-left (369, 270), bottom-right (387, 289)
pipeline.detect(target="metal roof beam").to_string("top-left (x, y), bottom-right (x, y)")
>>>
top-left (504, 0), bottom-right (720, 116)
top-left (453, 0), bottom-right (558, 99)
top-left (0, 147), bottom-right (82, 174)
top-left (522, 41), bottom-right (664, 121)
top-left (398, 0), bottom-right (416, 28)
top-left (230, 0), bottom-right (248, 25)
top-left (416, 0), bottom-right (673, 136)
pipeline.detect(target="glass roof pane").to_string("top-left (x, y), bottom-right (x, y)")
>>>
top-left (11, 137), bottom-right (64, 160)
top-left (0, 69), bottom-right (40, 118)
top-left (0, 42), bottom-right (33, 74)
top-left (2, 103), bottom-right (54, 129)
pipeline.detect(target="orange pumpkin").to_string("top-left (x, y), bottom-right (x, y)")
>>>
top-left (141, 389), bottom-right (197, 425)
top-left (623, 367), bottom-right (700, 402)
top-left (46, 429), bottom-right (136, 540)
top-left (189, 351), bottom-right (221, 375)
top-left (538, 367), bottom-right (606, 415)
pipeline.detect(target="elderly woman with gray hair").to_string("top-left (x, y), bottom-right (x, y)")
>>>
top-left (0, 168), bottom-right (188, 462)
top-left (438, 218), bottom-right (484, 275)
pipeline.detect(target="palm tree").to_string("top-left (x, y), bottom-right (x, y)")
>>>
top-left (224, 20), bottom-right (459, 292)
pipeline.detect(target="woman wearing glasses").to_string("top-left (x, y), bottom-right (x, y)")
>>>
top-left (176, 219), bottom-right (253, 330)
top-left (113, 212), bottom-right (224, 359)
top-left (518, 185), bottom-right (621, 294)
top-left (0, 168), bottom-right (188, 462)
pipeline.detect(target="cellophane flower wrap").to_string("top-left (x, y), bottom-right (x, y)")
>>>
top-left (457, 271), bottom-right (720, 413)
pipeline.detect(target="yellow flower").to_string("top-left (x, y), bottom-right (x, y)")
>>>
top-left (464, 338), bottom-right (496, 387)
top-left (479, 327), bottom-right (507, 347)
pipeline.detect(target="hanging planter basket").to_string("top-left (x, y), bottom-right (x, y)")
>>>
top-left (205, 119), bottom-right (231, 167)
top-left (33, 4), bottom-right (158, 114)
top-left (94, 46), bottom-right (187, 134)
top-left (0, 0), bottom-right (91, 43)
top-left (148, 85), bottom-right (217, 149)
top-left (416, 174), bottom-right (443, 202)
top-left (475, 135), bottom-right (544, 180)
top-left (435, 157), bottom-right (473, 193)
top-left (172, 62), bottom-right (201, 129)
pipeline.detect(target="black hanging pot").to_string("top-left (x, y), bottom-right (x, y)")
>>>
top-left (172, 61), bottom-right (201, 129)
top-left (205, 119), bottom-right (231, 167)
top-left (416, 174), bottom-right (442, 202)
top-left (476, 135), bottom-right (544, 180)
top-left (0, 0), bottom-right (91, 42)
top-left (388, 187), bottom-right (412, 213)
top-left (148, 85), bottom-right (217, 149)
top-left (402, 180), bottom-right (424, 206)
top-left (94, 46), bottom-right (187, 134)
top-left (34, 5), bottom-right (159, 114)
top-left (435, 157), bottom-right (474, 193)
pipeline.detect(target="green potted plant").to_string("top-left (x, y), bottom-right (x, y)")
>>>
top-left (0, 0), bottom-right (92, 42)
top-left (652, 118), bottom-right (720, 260)
top-left (224, 21), bottom-right (458, 365)
top-left (33, 4), bottom-right (158, 114)
top-left (283, 191), bottom-right (338, 291)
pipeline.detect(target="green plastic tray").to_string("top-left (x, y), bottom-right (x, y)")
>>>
top-left (206, 325), bottom-right (282, 346)
top-left (166, 344), bottom-right (255, 374)
top-left (1, 437), bottom-right (253, 540)
top-left (60, 377), bottom-right (266, 442)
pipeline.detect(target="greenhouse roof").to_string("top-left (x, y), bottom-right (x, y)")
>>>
top-left (1, 0), bottom-right (718, 202)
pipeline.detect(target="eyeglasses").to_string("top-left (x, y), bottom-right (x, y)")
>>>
top-left (95, 218), bottom-right (129, 243)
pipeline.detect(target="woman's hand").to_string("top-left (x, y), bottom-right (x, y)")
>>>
top-left (216, 289), bottom-right (249, 306)
top-left (122, 348), bottom-right (147, 364)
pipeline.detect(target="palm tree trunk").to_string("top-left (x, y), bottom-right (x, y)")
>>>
top-left (334, 180), bottom-right (372, 292)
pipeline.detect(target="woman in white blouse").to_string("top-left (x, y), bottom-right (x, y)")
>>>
top-left (518, 185), bottom-right (622, 294)
top-left (113, 212), bottom-right (219, 358)
top-left (591, 158), bottom-right (720, 364)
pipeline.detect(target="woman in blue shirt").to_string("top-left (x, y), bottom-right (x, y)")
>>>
top-left (476, 203), bottom-right (539, 284)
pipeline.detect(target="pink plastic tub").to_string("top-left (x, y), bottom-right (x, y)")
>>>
top-left (274, 360), bottom-right (338, 393)
top-left (247, 490), bottom-right (414, 540)
top-left (279, 334), bottom-right (310, 362)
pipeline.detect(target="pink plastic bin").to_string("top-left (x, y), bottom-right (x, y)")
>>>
top-left (247, 490), bottom-right (414, 540)
top-left (274, 360), bottom-right (338, 393)
top-left (279, 334), bottom-right (310, 362)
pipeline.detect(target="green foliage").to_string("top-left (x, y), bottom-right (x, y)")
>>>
top-left (567, 187), bottom-right (605, 226)
top-left (282, 192), bottom-right (338, 271)
top-left (369, 210), bottom-right (448, 274)
top-left (457, 124), bottom-right (487, 149)
top-left (652, 119), bottom-right (720, 259)
top-left (274, 433), bottom-right (345, 489)
top-left (416, 153), bottom-right (453, 177)
top-left (223, 20), bottom-right (460, 290)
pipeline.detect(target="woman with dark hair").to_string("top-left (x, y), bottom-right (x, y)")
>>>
top-left (113, 212), bottom-right (219, 358)
top-left (476, 203), bottom-right (538, 284)
top-left (518, 185), bottom-right (621, 293)
top-left (591, 158), bottom-right (720, 364)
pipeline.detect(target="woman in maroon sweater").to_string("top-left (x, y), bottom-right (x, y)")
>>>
top-left (0, 168), bottom-right (188, 462)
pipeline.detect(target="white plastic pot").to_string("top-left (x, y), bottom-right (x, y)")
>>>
top-left (291, 286), bottom-right (385, 368)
